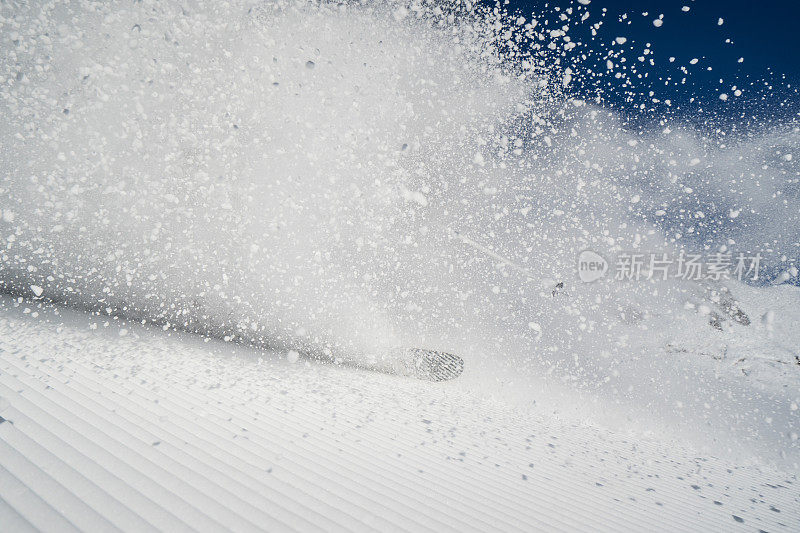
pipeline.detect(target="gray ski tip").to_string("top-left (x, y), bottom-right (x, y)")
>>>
top-left (407, 348), bottom-right (464, 382)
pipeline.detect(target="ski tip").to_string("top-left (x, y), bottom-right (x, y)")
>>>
top-left (407, 348), bottom-right (464, 382)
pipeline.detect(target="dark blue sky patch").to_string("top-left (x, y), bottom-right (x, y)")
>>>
top-left (500, 0), bottom-right (799, 124)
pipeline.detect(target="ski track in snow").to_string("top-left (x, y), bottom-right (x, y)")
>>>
top-left (0, 297), bottom-right (798, 532)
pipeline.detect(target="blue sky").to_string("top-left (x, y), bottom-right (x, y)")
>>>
top-left (505, 0), bottom-right (800, 124)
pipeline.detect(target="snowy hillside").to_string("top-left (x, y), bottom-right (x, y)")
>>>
top-left (1, 0), bottom-right (799, 530)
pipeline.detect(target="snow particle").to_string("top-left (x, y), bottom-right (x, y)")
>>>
top-left (562, 68), bottom-right (573, 87)
top-left (528, 322), bottom-right (543, 341)
top-left (30, 285), bottom-right (44, 297)
top-left (286, 350), bottom-right (300, 363)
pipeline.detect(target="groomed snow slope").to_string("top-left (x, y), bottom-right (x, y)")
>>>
top-left (1, 296), bottom-right (797, 532)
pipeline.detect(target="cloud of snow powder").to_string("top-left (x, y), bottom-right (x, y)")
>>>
top-left (1, 0), bottom-right (798, 466)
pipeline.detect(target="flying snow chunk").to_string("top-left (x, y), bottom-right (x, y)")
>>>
top-left (653, 16), bottom-right (664, 28)
top-left (718, 18), bottom-right (724, 26)
top-left (682, 6), bottom-right (690, 12)
top-left (30, 285), bottom-right (43, 297)
top-left (719, 93), bottom-right (729, 101)
top-left (401, 188), bottom-right (428, 207)
top-left (286, 350), bottom-right (300, 363)
top-left (393, 6), bottom-right (408, 21)
top-left (562, 68), bottom-right (573, 87)
top-left (615, 37), bottom-right (627, 45)
top-left (528, 322), bottom-right (543, 341)
top-left (578, 0), bottom-right (590, 4)
top-left (774, 271), bottom-right (793, 284)
top-left (761, 309), bottom-right (775, 331)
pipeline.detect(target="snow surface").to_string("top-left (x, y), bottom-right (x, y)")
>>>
top-left (1, 0), bottom-right (800, 529)
top-left (0, 296), bottom-right (798, 532)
